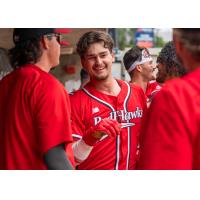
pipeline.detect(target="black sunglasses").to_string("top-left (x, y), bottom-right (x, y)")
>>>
top-left (44, 33), bottom-right (61, 44)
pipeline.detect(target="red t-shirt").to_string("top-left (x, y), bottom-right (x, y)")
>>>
top-left (145, 80), bottom-right (162, 103)
top-left (138, 67), bottom-right (200, 169)
top-left (70, 80), bottom-right (147, 170)
top-left (0, 64), bottom-right (74, 169)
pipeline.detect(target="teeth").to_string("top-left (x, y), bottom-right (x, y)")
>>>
top-left (95, 68), bottom-right (104, 70)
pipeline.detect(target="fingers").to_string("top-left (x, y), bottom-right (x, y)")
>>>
top-left (106, 119), bottom-right (121, 133)
top-left (96, 118), bottom-right (121, 137)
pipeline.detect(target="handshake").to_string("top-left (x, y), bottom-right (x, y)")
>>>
top-left (83, 118), bottom-right (121, 146)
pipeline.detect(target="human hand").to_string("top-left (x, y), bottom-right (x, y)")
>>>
top-left (82, 118), bottom-right (121, 146)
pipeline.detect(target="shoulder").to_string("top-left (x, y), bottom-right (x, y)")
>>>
top-left (24, 65), bottom-right (68, 98)
top-left (128, 82), bottom-right (145, 95)
top-left (121, 81), bottom-right (146, 105)
top-left (69, 87), bottom-right (91, 111)
top-left (164, 72), bottom-right (198, 97)
top-left (152, 76), bottom-right (195, 108)
top-left (69, 88), bottom-right (86, 100)
top-left (0, 70), bottom-right (14, 84)
top-left (148, 80), bottom-right (162, 90)
top-left (18, 64), bottom-right (62, 89)
top-left (119, 80), bottom-right (143, 91)
top-left (116, 79), bottom-right (145, 98)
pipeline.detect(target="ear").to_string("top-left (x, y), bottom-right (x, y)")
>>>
top-left (135, 64), bottom-right (142, 72)
top-left (81, 58), bottom-right (87, 71)
top-left (41, 36), bottom-right (49, 50)
top-left (111, 51), bottom-right (115, 63)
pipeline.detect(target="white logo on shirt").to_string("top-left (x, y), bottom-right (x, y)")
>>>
top-left (93, 107), bottom-right (143, 125)
top-left (92, 107), bottom-right (99, 114)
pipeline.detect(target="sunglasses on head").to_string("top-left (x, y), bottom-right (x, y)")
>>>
top-left (44, 33), bottom-right (62, 44)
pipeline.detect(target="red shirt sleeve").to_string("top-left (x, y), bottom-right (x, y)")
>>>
top-left (34, 78), bottom-right (73, 154)
top-left (70, 91), bottom-right (86, 140)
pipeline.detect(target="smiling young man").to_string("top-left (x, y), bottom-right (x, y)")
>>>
top-left (70, 31), bottom-right (147, 170)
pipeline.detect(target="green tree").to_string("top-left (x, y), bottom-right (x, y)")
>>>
top-left (154, 36), bottom-right (166, 47)
top-left (117, 28), bottom-right (136, 50)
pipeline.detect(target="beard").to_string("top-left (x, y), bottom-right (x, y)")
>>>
top-left (156, 73), bottom-right (166, 84)
top-left (93, 73), bottom-right (110, 81)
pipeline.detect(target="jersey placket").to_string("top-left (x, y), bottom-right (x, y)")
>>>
top-left (82, 81), bottom-right (131, 170)
top-left (116, 81), bottom-right (131, 170)
top-left (82, 87), bottom-right (120, 170)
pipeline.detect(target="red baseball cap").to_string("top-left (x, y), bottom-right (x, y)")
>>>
top-left (55, 28), bottom-right (72, 34)
top-left (55, 28), bottom-right (72, 46)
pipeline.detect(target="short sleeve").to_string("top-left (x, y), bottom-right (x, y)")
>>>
top-left (70, 92), bottom-right (86, 140)
top-left (34, 79), bottom-right (72, 154)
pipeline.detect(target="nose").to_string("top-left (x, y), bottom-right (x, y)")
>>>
top-left (95, 56), bottom-right (102, 66)
top-left (150, 63), bottom-right (154, 70)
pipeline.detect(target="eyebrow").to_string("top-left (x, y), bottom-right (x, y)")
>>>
top-left (86, 51), bottom-right (109, 57)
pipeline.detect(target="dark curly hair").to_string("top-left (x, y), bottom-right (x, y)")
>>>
top-left (9, 38), bottom-right (42, 69)
top-left (157, 41), bottom-right (186, 77)
top-left (76, 31), bottom-right (114, 58)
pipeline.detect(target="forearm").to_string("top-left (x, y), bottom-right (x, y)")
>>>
top-left (72, 139), bottom-right (93, 165)
top-left (44, 144), bottom-right (74, 170)
top-left (72, 118), bottom-right (121, 165)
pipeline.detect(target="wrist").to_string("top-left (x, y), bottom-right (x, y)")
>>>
top-left (82, 133), bottom-right (99, 146)
top-left (82, 127), bottom-right (100, 146)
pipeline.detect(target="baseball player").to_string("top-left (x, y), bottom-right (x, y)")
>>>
top-left (138, 29), bottom-right (200, 169)
top-left (123, 46), bottom-right (162, 106)
top-left (156, 41), bottom-right (186, 85)
top-left (0, 28), bottom-right (74, 170)
top-left (70, 31), bottom-right (147, 170)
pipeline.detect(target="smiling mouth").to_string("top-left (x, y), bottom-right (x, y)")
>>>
top-left (94, 67), bottom-right (106, 71)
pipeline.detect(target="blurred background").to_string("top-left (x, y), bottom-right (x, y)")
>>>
top-left (0, 28), bottom-right (172, 92)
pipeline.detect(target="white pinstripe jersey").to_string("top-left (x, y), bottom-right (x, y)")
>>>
top-left (70, 79), bottom-right (147, 170)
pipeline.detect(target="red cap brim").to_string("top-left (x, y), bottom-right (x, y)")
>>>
top-left (55, 28), bottom-right (72, 34)
top-left (60, 40), bottom-right (70, 46)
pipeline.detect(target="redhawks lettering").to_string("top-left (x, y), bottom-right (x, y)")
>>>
top-left (93, 107), bottom-right (143, 125)
top-left (94, 116), bottom-right (102, 125)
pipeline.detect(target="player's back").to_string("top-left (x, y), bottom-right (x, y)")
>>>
top-left (180, 68), bottom-right (200, 169)
top-left (166, 68), bottom-right (200, 169)
top-left (0, 64), bottom-right (60, 169)
top-left (138, 67), bottom-right (200, 169)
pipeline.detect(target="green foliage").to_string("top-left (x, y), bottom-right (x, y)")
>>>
top-left (117, 28), bottom-right (136, 50)
top-left (154, 36), bottom-right (166, 47)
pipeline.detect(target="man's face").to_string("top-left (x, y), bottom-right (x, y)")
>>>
top-left (141, 60), bottom-right (155, 81)
top-left (156, 62), bottom-right (167, 83)
top-left (45, 34), bottom-right (61, 67)
top-left (81, 42), bottom-right (114, 81)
